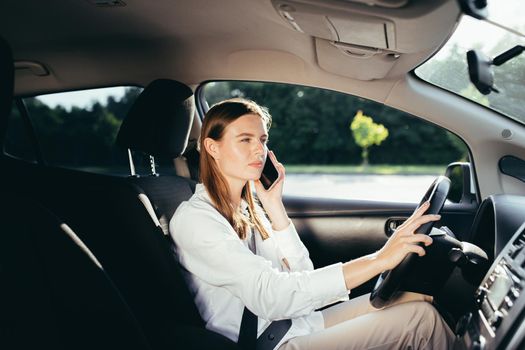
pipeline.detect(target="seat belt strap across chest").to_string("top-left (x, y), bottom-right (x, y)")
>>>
top-left (238, 231), bottom-right (292, 350)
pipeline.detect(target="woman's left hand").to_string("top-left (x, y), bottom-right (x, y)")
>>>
top-left (253, 151), bottom-right (290, 230)
top-left (375, 201), bottom-right (437, 271)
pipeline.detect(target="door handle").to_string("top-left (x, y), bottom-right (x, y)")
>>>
top-left (385, 217), bottom-right (408, 237)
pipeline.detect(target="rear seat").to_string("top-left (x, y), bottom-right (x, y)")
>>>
top-left (1, 35), bottom-right (150, 350)
top-left (0, 194), bottom-right (153, 350)
top-left (0, 190), bottom-right (240, 350)
top-left (0, 35), bottom-right (239, 349)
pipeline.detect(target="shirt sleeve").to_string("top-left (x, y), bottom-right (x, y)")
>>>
top-left (171, 207), bottom-right (349, 321)
top-left (271, 220), bottom-right (314, 272)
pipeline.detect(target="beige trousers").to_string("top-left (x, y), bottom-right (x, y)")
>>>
top-left (278, 293), bottom-right (455, 350)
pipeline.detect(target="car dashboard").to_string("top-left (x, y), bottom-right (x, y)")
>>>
top-left (457, 195), bottom-right (525, 350)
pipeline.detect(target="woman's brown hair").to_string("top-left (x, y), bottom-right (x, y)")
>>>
top-left (199, 98), bottom-right (272, 240)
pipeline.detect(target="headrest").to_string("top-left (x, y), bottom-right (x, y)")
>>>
top-left (116, 79), bottom-right (194, 158)
top-left (0, 36), bottom-right (14, 145)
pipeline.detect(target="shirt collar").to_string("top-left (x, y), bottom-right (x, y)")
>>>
top-left (196, 183), bottom-right (249, 211)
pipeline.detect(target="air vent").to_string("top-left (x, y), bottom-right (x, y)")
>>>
top-left (510, 227), bottom-right (525, 259)
top-left (513, 233), bottom-right (525, 247)
top-left (87, 0), bottom-right (126, 7)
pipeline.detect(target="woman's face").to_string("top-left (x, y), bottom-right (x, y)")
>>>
top-left (207, 113), bottom-right (268, 188)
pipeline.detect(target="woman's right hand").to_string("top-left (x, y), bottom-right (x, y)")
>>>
top-left (375, 201), bottom-right (439, 272)
top-left (254, 150), bottom-right (285, 204)
top-left (253, 151), bottom-right (289, 230)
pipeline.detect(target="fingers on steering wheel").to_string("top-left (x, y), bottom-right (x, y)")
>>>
top-left (397, 201), bottom-right (430, 230)
top-left (406, 233), bottom-right (433, 246)
top-left (412, 201), bottom-right (430, 219)
top-left (406, 214), bottom-right (440, 233)
top-left (410, 244), bottom-right (427, 256)
top-left (401, 241), bottom-right (427, 256)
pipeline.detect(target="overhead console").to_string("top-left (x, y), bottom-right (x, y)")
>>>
top-left (274, 0), bottom-right (398, 51)
top-left (271, 0), bottom-right (461, 80)
top-left (457, 222), bottom-right (525, 349)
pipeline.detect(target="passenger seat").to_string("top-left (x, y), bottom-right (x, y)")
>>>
top-left (115, 79), bottom-right (198, 234)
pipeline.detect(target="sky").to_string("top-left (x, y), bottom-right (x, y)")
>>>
top-left (36, 86), bottom-right (128, 111)
top-left (434, 0), bottom-right (524, 60)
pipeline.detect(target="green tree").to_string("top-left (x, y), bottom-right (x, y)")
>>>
top-left (350, 110), bottom-right (389, 166)
top-left (203, 81), bottom-right (467, 165)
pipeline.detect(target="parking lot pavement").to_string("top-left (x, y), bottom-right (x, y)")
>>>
top-left (284, 174), bottom-right (438, 203)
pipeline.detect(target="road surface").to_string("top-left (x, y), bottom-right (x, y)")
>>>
top-left (284, 174), bottom-right (438, 203)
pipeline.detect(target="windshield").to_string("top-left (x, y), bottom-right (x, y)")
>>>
top-left (416, 1), bottom-right (525, 124)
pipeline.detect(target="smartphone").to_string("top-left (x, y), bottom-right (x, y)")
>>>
top-left (260, 156), bottom-right (279, 190)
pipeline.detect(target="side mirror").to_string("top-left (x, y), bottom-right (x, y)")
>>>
top-left (445, 162), bottom-right (477, 204)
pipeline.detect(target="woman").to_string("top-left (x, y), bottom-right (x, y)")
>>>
top-left (169, 98), bottom-right (455, 349)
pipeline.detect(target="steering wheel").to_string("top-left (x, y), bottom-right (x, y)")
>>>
top-left (369, 176), bottom-right (450, 308)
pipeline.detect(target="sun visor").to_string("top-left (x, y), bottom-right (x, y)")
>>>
top-left (271, 0), bottom-right (460, 80)
top-left (273, 0), bottom-right (399, 51)
top-left (329, 16), bottom-right (395, 49)
top-left (272, 0), bottom-right (403, 80)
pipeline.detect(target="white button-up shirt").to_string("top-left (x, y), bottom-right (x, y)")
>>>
top-left (169, 184), bottom-right (349, 348)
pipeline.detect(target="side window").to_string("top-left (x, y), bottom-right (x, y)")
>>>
top-left (3, 86), bottom-right (151, 176)
top-left (201, 81), bottom-right (469, 203)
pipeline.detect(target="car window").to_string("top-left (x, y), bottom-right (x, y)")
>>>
top-left (4, 86), bottom-right (155, 176)
top-left (416, 1), bottom-right (525, 124)
top-left (201, 81), bottom-right (469, 203)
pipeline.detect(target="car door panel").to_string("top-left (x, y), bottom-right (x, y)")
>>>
top-left (284, 196), bottom-right (477, 297)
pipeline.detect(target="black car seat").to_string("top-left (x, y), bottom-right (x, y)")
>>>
top-left (115, 79), bottom-right (198, 234)
top-left (0, 36), bottom-right (13, 152)
top-left (0, 195), bottom-right (154, 350)
top-left (0, 34), bottom-right (151, 350)
top-left (0, 192), bottom-right (239, 350)
top-left (52, 79), bottom-right (240, 350)
top-left (0, 36), bottom-right (238, 350)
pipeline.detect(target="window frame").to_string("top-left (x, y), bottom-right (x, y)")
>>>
top-left (195, 79), bottom-right (478, 203)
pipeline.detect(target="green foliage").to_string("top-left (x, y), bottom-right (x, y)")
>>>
top-left (350, 110), bottom-right (389, 165)
top-left (9, 81), bottom-right (470, 171)
top-left (13, 87), bottom-right (142, 169)
top-left (203, 81), bottom-right (468, 165)
top-left (416, 35), bottom-right (525, 124)
top-left (460, 84), bottom-right (490, 106)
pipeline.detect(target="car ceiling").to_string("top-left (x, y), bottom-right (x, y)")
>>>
top-left (1, 0), bottom-right (460, 99)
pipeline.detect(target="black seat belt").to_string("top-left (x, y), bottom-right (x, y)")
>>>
top-left (238, 307), bottom-right (258, 349)
top-left (238, 217), bottom-right (292, 350)
top-left (239, 308), bottom-right (292, 350)
top-left (238, 230), bottom-right (260, 350)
